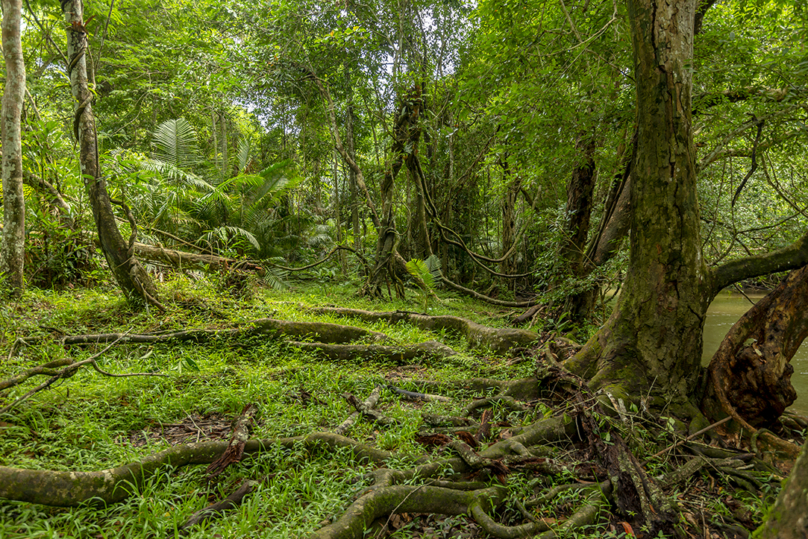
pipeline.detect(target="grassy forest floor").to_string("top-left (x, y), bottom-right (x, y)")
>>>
top-left (0, 276), bottom-right (791, 539)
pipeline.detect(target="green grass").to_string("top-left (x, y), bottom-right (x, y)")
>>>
top-left (0, 276), bottom-right (537, 538)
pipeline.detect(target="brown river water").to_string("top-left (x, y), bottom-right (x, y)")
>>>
top-left (701, 292), bottom-right (808, 415)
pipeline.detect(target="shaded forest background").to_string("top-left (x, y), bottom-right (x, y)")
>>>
top-left (3, 0), bottom-right (806, 313)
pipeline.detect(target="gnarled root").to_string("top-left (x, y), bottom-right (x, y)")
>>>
top-left (310, 307), bottom-right (538, 353)
top-left (32, 319), bottom-right (389, 347)
top-left (0, 433), bottom-right (389, 506)
top-left (702, 267), bottom-right (808, 460)
top-left (310, 485), bottom-right (507, 539)
top-left (289, 340), bottom-right (457, 362)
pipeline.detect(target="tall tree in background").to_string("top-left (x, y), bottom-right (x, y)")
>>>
top-left (61, 0), bottom-right (160, 307)
top-left (0, 0), bottom-right (26, 296)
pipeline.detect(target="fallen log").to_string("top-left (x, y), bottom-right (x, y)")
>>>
top-left (131, 242), bottom-right (266, 275)
top-left (310, 308), bottom-right (538, 354)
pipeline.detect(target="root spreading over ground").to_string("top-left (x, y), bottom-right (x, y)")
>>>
top-left (0, 287), bottom-right (803, 538)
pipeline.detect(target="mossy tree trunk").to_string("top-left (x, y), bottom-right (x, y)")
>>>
top-left (565, 0), bottom-right (707, 397)
top-left (560, 138), bottom-right (597, 321)
top-left (365, 85), bottom-right (423, 299)
top-left (564, 0), bottom-right (808, 403)
top-left (61, 0), bottom-right (159, 307)
top-left (755, 438), bottom-right (808, 539)
top-left (0, 0), bottom-right (26, 296)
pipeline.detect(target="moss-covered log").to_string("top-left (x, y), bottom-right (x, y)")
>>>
top-left (131, 242), bottom-right (266, 275)
top-left (311, 308), bottom-right (537, 353)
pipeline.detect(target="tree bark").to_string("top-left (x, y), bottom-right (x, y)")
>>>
top-left (592, 176), bottom-right (631, 267)
top-left (344, 86), bottom-right (361, 255)
top-left (61, 0), bottom-right (159, 307)
top-left (560, 139), bottom-right (597, 320)
top-left (0, 0), bottom-right (26, 296)
top-left (703, 265), bottom-right (808, 428)
top-left (755, 437), bottom-right (808, 539)
top-left (412, 166), bottom-right (431, 260)
top-left (365, 85), bottom-right (423, 298)
top-left (565, 0), bottom-right (706, 397)
top-left (499, 159), bottom-right (520, 280)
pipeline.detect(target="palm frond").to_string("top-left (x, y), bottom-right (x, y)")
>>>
top-left (406, 258), bottom-right (435, 291)
top-left (261, 262), bottom-right (289, 290)
top-left (152, 118), bottom-right (202, 170)
top-left (237, 138), bottom-right (252, 174)
top-left (198, 226), bottom-right (260, 251)
top-left (424, 254), bottom-right (442, 284)
top-left (141, 159), bottom-right (214, 191)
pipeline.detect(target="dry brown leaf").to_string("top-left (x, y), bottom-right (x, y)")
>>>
top-left (620, 521), bottom-right (635, 536)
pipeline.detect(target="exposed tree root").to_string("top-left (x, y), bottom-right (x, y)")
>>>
top-left (0, 337), bottom-right (164, 414)
top-left (4, 302), bottom-right (795, 539)
top-left (439, 275), bottom-right (540, 308)
top-left (311, 307), bottom-right (538, 353)
top-left (0, 433), bottom-right (389, 506)
top-left (288, 340), bottom-right (457, 362)
top-left (387, 384), bottom-right (452, 403)
top-left (32, 319), bottom-right (389, 347)
top-left (309, 485), bottom-right (507, 539)
top-left (463, 395), bottom-right (529, 416)
top-left (335, 386), bottom-right (382, 436)
top-left (206, 404), bottom-right (257, 479)
top-left (344, 392), bottom-right (394, 426)
top-left (0, 357), bottom-right (75, 391)
top-left (406, 377), bottom-right (540, 401)
top-left (178, 479), bottom-right (258, 534)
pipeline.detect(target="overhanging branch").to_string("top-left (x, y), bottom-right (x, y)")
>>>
top-left (711, 230), bottom-right (808, 295)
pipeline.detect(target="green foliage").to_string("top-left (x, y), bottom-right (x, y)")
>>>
top-left (405, 255), bottom-right (442, 312)
top-left (152, 118), bottom-right (203, 170)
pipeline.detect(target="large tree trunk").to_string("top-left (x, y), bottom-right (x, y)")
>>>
top-left (62, 0), bottom-right (159, 307)
top-left (0, 0), bottom-right (26, 296)
top-left (565, 0), bottom-right (706, 397)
